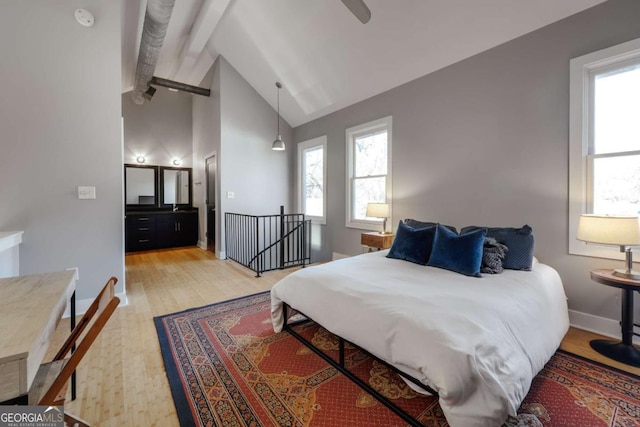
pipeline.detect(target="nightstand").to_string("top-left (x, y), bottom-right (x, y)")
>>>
top-left (361, 232), bottom-right (394, 251)
top-left (589, 269), bottom-right (640, 367)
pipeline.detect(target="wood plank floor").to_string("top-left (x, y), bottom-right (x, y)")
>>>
top-left (51, 247), bottom-right (639, 426)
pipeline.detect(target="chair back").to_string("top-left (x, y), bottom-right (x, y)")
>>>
top-left (37, 276), bottom-right (120, 405)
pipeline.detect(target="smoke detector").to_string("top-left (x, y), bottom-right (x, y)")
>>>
top-left (74, 9), bottom-right (95, 27)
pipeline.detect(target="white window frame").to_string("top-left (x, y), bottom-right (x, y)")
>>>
top-left (345, 116), bottom-right (393, 231)
top-left (569, 38), bottom-right (640, 260)
top-left (298, 135), bottom-right (327, 225)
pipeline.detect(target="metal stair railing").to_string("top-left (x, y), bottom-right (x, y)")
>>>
top-left (225, 206), bottom-right (311, 277)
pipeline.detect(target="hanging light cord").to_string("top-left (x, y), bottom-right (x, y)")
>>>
top-left (276, 82), bottom-right (282, 136)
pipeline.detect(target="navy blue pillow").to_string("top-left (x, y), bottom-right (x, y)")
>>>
top-left (403, 219), bottom-right (457, 234)
top-left (386, 221), bottom-right (436, 265)
top-left (461, 225), bottom-right (534, 271)
top-left (427, 224), bottom-right (487, 277)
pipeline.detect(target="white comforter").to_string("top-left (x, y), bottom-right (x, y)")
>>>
top-left (271, 250), bottom-right (569, 427)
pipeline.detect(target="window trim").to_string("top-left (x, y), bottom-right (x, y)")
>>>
top-left (569, 37), bottom-right (640, 259)
top-left (297, 135), bottom-right (327, 225)
top-left (345, 116), bottom-right (393, 231)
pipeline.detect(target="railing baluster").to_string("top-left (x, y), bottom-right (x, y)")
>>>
top-left (224, 208), bottom-right (311, 276)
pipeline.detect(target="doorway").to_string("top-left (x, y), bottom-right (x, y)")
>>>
top-left (205, 155), bottom-right (216, 253)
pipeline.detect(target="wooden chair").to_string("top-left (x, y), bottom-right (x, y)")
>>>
top-left (29, 276), bottom-right (120, 427)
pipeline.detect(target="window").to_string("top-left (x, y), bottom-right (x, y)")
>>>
top-left (569, 38), bottom-right (640, 258)
top-left (346, 116), bottom-right (392, 230)
top-left (298, 135), bottom-right (327, 224)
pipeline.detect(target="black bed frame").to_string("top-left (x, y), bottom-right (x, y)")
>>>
top-left (282, 302), bottom-right (438, 427)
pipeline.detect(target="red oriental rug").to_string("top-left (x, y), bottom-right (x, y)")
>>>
top-left (154, 291), bottom-right (640, 426)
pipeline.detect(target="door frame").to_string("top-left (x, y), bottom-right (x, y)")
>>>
top-left (204, 152), bottom-right (217, 256)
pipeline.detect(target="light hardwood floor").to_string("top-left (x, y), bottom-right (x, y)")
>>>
top-left (51, 247), bottom-right (639, 426)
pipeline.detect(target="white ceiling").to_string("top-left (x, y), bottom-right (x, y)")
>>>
top-left (121, 0), bottom-right (606, 127)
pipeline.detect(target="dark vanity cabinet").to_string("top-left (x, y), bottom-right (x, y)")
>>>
top-left (126, 213), bottom-right (157, 252)
top-left (156, 212), bottom-right (198, 248)
top-left (126, 211), bottom-right (198, 252)
top-left (124, 164), bottom-right (198, 252)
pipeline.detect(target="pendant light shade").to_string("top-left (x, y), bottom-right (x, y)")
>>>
top-left (272, 135), bottom-right (285, 151)
top-left (272, 82), bottom-right (285, 151)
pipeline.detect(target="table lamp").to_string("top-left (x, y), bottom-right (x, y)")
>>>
top-left (366, 203), bottom-right (390, 234)
top-left (577, 214), bottom-right (640, 279)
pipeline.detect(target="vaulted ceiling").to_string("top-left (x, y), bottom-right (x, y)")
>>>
top-left (121, 0), bottom-right (606, 127)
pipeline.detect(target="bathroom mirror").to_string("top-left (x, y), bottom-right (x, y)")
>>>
top-left (125, 165), bottom-right (158, 207)
top-left (161, 167), bottom-right (192, 207)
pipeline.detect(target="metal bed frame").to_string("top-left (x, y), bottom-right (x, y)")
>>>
top-left (282, 302), bottom-right (438, 427)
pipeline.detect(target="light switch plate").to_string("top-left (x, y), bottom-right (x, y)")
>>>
top-left (78, 186), bottom-right (96, 199)
top-left (226, 191), bottom-right (235, 199)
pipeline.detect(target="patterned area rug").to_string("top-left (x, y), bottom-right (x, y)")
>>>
top-left (154, 291), bottom-right (640, 426)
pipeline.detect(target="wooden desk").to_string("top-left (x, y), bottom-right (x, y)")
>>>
top-left (0, 270), bottom-right (76, 401)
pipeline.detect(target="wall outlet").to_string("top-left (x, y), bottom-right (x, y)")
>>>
top-left (226, 191), bottom-right (235, 199)
top-left (78, 186), bottom-right (96, 199)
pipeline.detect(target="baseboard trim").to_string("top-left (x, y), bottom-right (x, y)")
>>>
top-left (197, 240), bottom-right (207, 250)
top-left (63, 291), bottom-right (128, 319)
top-left (332, 252), bottom-right (349, 260)
top-left (569, 309), bottom-right (639, 345)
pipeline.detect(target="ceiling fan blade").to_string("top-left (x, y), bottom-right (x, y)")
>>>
top-left (340, 0), bottom-right (371, 24)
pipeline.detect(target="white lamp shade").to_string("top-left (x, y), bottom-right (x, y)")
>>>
top-left (272, 136), bottom-right (285, 151)
top-left (366, 203), bottom-right (390, 218)
top-left (577, 214), bottom-right (640, 246)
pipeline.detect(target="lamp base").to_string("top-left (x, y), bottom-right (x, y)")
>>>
top-left (590, 339), bottom-right (640, 368)
top-left (612, 269), bottom-right (640, 280)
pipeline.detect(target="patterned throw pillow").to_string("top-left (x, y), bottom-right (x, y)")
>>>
top-left (461, 225), bottom-right (535, 271)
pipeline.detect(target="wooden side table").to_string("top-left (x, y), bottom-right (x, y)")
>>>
top-left (589, 269), bottom-right (640, 367)
top-left (361, 232), bottom-right (394, 252)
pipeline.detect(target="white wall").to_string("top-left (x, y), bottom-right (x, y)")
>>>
top-left (122, 87), bottom-right (193, 167)
top-left (0, 1), bottom-right (123, 299)
top-left (192, 56), bottom-right (293, 257)
top-left (193, 62), bottom-right (222, 252)
top-left (0, 232), bottom-right (23, 278)
top-left (293, 0), bottom-right (640, 333)
top-left (219, 58), bottom-right (293, 217)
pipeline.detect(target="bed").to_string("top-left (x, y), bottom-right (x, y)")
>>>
top-left (271, 249), bottom-right (569, 427)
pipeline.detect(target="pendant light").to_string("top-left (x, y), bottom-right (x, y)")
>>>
top-left (272, 82), bottom-right (285, 151)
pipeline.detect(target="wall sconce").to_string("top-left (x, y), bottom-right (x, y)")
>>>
top-left (136, 155), bottom-right (146, 164)
top-left (172, 158), bottom-right (182, 166)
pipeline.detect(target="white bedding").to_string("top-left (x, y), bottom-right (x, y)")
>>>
top-left (271, 250), bottom-right (569, 427)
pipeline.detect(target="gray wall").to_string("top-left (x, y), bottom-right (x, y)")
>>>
top-left (293, 0), bottom-right (640, 322)
top-left (122, 88), bottom-right (194, 167)
top-left (193, 57), bottom-right (294, 257)
top-left (0, 1), bottom-right (123, 299)
top-left (193, 62), bottom-right (222, 251)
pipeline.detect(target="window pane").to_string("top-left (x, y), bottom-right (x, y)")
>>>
top-left (593, 64), bottom-right (640, 154)
top-left (353, 176), bottom-right (385, 220)
top-left (593, 154), bottom-right (640, 215)
top-left (355, 130), bottom-right (387, 176)
top-left (303, 146), bottom-right (323, 217)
